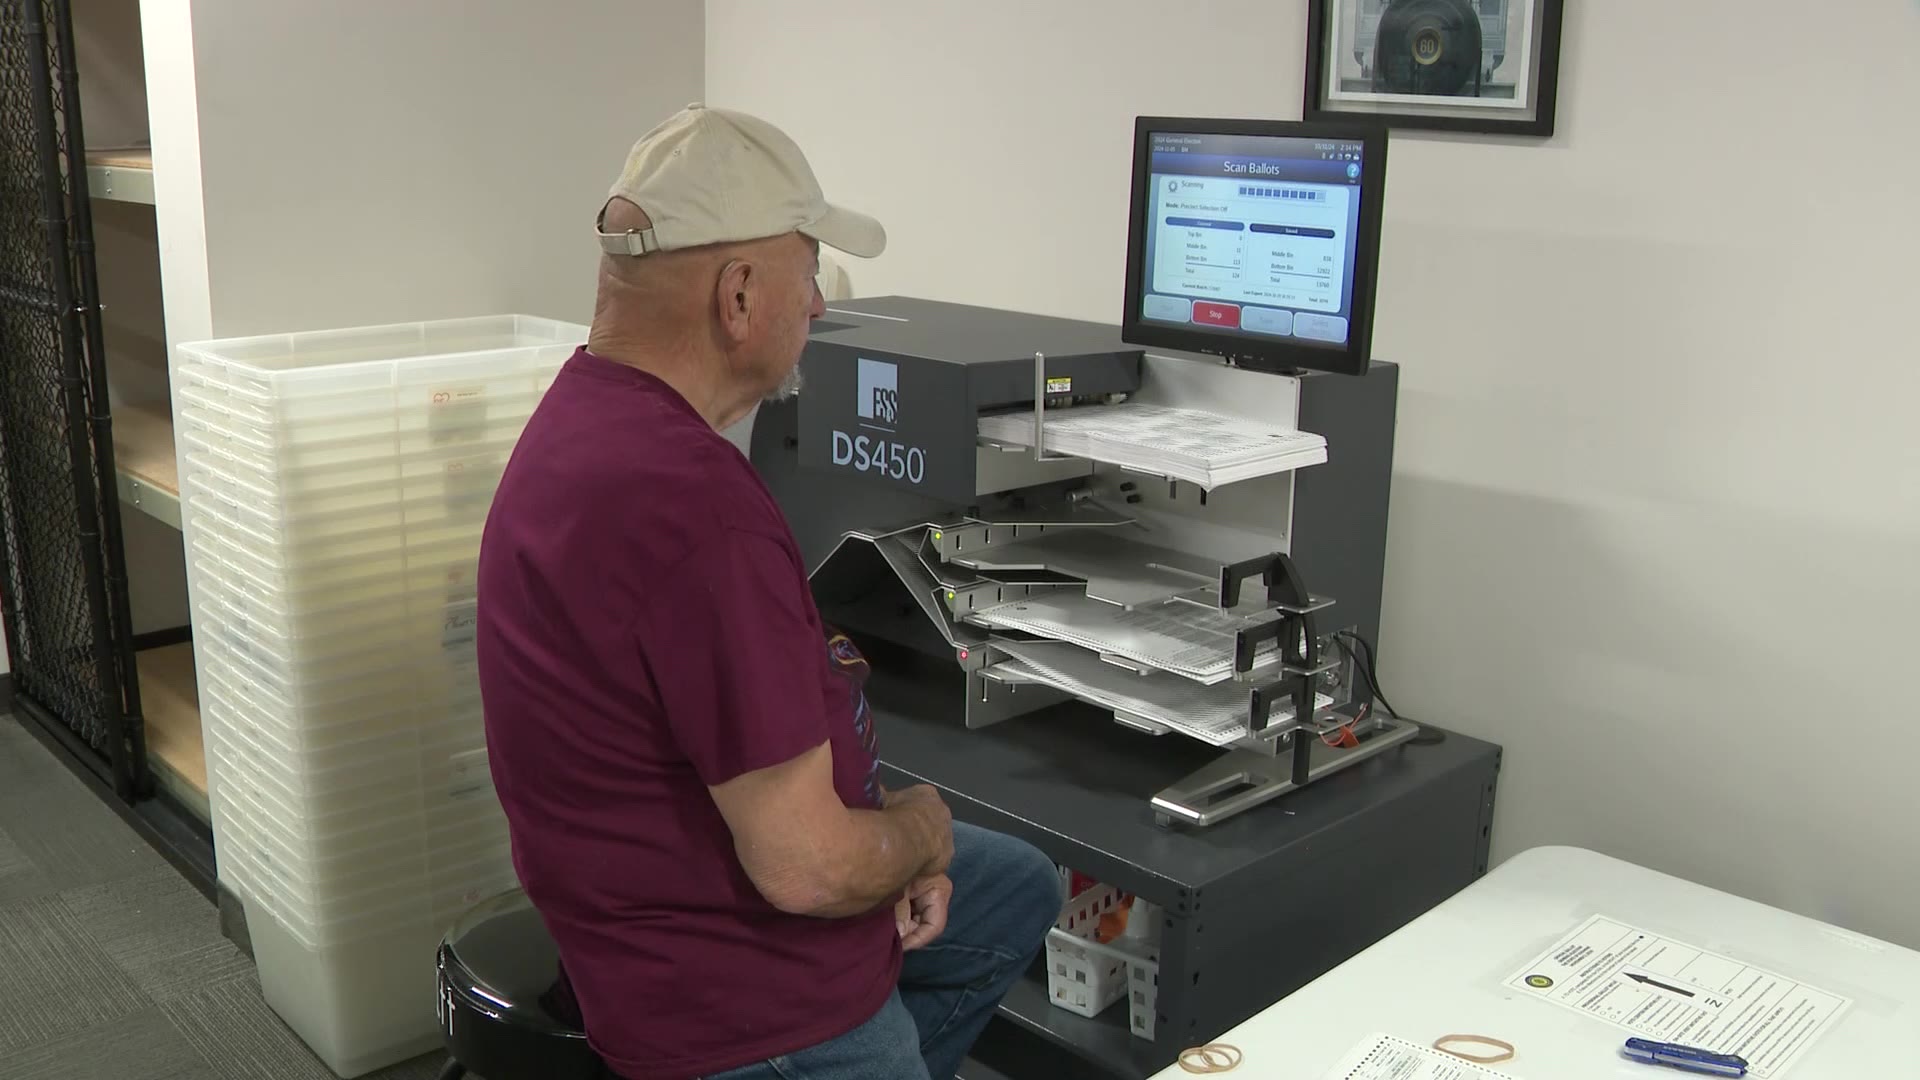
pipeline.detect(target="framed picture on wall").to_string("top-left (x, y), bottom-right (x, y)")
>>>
top-left (1304, 0), bottom-right (1565, 137)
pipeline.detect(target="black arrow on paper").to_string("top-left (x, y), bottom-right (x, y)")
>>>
top-left (1627, 972), bottom-right (1696, 999)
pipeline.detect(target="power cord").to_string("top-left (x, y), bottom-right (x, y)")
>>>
top-left (1331, 629), bottom-right (1446, 746)
top-left (1332, 630), bottom-right (1396, 717)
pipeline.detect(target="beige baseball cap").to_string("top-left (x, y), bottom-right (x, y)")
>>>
top-left (596, 103), bottom-right (885, 259)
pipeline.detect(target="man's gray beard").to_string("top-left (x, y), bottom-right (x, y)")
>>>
top-left (765, 364), bottom-right (804, 402)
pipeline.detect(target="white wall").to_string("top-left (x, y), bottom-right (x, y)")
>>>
top-left (708, 0), bottom-right (1920, 947)
top-left (71, 0), bottom-right (149, 147)
top-left (142, 0), bottom-right (212, 350)
top-left (95, 3), bottom-right (702, 648)
top-left (183, 0), bottom-right (705, 335)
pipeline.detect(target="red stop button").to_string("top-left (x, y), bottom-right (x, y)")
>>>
top-left (1191, 301), bottom-right (1241, 328)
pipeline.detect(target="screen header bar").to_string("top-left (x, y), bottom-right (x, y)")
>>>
top-left (1149, 131), bottom-right (1363, 157)
top-left (1151, 151), bottom-right (1360, 185)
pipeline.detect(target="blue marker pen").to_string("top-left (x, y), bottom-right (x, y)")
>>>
top-left (1623, 1039), bottom-right (1750, 1077)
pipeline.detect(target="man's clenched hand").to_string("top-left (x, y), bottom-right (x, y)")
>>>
top-left (896, 874), bottom-right (951, 951)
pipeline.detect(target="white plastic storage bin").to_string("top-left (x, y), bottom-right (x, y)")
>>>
top-left (1045, 883), bottom-right (1161, 1038)
top-left (176, 315), bottom-right (576, 409)
top-left (182, 315), bottom-right (584, 1077)
top-left (1046, 884), bottom-right (1132, 1018)
top-left (246, 897), bottom-right (450, 1078)
top-left (1122, 903), bottom-right (1161, 1039)
top-left (1128, 962), bottom-right (1159, 1038)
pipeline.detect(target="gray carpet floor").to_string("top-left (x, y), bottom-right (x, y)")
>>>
top-left (0, 715), bottom-right (1024, 1080)
top-left (0, 715), bottom-right (450, 1080)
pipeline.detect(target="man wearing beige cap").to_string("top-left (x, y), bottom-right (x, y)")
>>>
top-left (476, 105), bottom-right (1061, 1080)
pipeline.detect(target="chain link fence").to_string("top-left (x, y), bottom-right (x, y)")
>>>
top-left (0, 0), bottom-right (141, 794)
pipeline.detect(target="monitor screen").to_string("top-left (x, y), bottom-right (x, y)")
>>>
top-left (1122, 117), bottom-right (1388, 377)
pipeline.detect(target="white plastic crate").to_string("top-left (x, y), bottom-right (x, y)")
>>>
top-left (179, 315), bottom-right (583, 1076)
top-left (193, 574), bottom-right (413, 646)
top-left (242, 886), bottom-right (488, 1076)
top-left (196, 594), bottom-right (416, 667)
top-left (1045, 883), bottom-right (1162, 1037)
top-left (196, 530), bottom-right (411, 596)
top-left (204, 721), bottom-right (495, 829)
top-left (201, 665), bottom-right (435, 752)
top-left (196, 610), bottom-right (420, 687)
top-left (183, 490), bottom-right (413, 569)
top-left (227, 825), bottom-right (515, 953)
top-left (176, 314), bottom-right (576, 409)
top-left (177, 379), bottom-right (544, 460)
top-left (186, 535), bottom-right (447, 622)
top-left (231, 821), bottom-right (509, 924)
top-left (197, 645), bottom-right (420, 725)
top-left (1123, 903), bottom-right (1161, 1039)
top-left (204, 708), bottom-right (461, 798)
top-left (1046, 884), bottom-right (1132, 1018)
top-left (207, 749), bottom-right (510, 933)
top-left (205, 734), bottom-right (499, 853)
top-left (179, 415), bottom-right (531, 497)
top-left (204, 737), bottom-right (494, 833)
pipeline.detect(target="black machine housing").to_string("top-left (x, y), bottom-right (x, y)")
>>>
top-left (797, 296), bottom-right (1142, 504)
top-left (749, 297), bottom-right (1405, 826)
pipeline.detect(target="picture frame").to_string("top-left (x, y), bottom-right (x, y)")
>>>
top-left (1303, 0), bottom-right (1565, 137)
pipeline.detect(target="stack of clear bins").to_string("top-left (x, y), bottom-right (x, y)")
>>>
top-left (175, 315), bottom-right (585, 1078)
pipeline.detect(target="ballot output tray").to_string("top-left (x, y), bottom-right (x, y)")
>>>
top-left (964, 591), bottom-right (1285, 685)
top-left (811, 512), bottom-right (1421, 828)
top-left (982, 640), bottom-right (1330, 747)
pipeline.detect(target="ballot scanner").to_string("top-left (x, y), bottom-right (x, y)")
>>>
top-left (744, 300), bottom-right (1411, 830)
top-left (747, 116), bottom-right (1408, 827)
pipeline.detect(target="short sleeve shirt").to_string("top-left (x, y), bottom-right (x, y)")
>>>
top-left (475, 348), bottom-right (899, 1080)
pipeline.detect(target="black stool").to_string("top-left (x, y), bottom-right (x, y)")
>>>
top-left (435, 888), bottom-right (609, 1080)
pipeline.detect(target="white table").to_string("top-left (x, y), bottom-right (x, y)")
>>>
top-left (1149, 846), bottom-right (1919, 1078)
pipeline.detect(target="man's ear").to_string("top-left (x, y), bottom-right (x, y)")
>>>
top-left (715, 258), bottom-right (753, 346)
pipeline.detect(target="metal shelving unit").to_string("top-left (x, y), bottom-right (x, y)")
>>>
top-left (85, 146), bottom-right (154, 205)
top-left (110, 399), bottom-right (180, 529)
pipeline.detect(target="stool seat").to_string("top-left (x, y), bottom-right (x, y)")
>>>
top-left (436, 888), bottom-right (608, 1080)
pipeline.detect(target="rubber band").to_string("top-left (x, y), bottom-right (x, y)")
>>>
top-left (1177, 1043), bottom-right (1243, 1073)
top-left (1432, 1034), bottom-right (1516, 1064)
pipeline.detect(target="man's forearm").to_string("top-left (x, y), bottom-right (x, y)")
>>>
top-left (806, 800), bottom-right (949, 918)
top-left (721, 757), bottom-right (955, 919)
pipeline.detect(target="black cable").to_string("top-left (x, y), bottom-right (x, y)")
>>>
top-left (1333, 630), bottom-right (1446, 746)
top-left (1331, 633), bottom-right (1393, 719)
top-left (1343, 633), bottom-right (1403, 726)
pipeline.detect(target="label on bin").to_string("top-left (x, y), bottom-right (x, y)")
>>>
top-left (428, 385), bottom-right (488, 445)
top-left (441, 604), bottom-right (478, 650)
top-left (443, 582), bottom-right (478, 607)
top-left (442, 456), bottom-right (502, 511)
top-left (442, 571), bottom-right (478, 607)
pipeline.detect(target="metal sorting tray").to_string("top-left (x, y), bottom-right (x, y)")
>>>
top-left (965, 591), bottom-right (1282, 684)
top-left (986, 640), bottom-right (1329, 748)
top-left (948, 527), bottom-right (1219, 609)
top-left (814, 528), bottom-right (988, 650)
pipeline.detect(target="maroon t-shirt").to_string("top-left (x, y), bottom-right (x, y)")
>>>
top-left (475, 348), bottom-right (900, 1080)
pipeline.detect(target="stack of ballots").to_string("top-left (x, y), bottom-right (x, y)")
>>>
top-left (173, 315), bottom-right (582, 1077)
top-left (978, 402), bottom-right (1327, 489)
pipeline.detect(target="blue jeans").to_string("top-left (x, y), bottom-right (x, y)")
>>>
top-left (704, 822), bottom-right (1063, 1080)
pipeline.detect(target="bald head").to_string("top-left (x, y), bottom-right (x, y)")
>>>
top-left (587, 198), bottom-right (824, 432)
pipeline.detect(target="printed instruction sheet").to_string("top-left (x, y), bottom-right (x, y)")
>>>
top-left (1321, 1033), bottom-right (1519, 1079)
top-left (1505, 914), bottom-right (1850, 1078)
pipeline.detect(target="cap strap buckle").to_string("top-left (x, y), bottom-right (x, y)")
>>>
top-left (594, 206), bottom-right (660, 256)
